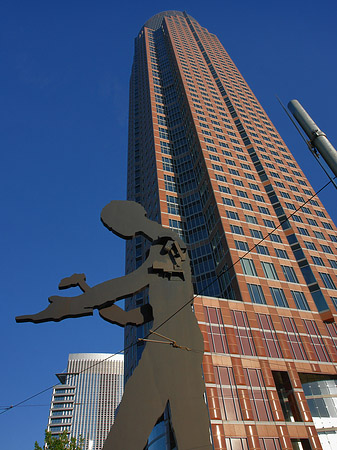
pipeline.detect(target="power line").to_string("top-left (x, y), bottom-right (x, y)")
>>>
top-left (150, 175), bottom-right (336, 335)
top-left (2, 176), bottom-right (335, 416)
top-left (0, 385), bottom-right (55, 415)
top-left (0, 351), bottom-right (126, 416)
top-left (0, 402), bottom-right (119, 410)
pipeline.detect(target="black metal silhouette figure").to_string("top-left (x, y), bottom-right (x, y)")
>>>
top-left (16, 201), bottom-right (212, 450)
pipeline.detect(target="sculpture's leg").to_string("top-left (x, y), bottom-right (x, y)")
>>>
top-left (103, 351), bottom-right (165, 450)
top-left (169, 366), bottom-right (213, 450)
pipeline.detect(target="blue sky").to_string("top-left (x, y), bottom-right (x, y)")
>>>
top-left (1, 0), bottom-right (337, 448)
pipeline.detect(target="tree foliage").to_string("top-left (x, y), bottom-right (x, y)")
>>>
top-left (34, 430), bottom-right (83, 450)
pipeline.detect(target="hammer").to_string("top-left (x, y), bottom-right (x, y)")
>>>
top-left (58, 273), bottom-right (90, 293)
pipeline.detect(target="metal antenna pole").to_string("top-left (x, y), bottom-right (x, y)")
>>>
top-left (288, 99), bottom-right (337, 179)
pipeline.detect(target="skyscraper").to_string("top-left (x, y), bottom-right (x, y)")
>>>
top-left (125, 10), bottom-right (337, 450)
top-left (47, 353), bottom-right (123, 450)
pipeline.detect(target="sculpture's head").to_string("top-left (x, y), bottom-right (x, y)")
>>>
top-left (101, 201), bottom-right (149, 239)
top-left (101, 200), bottom-right (184, 247)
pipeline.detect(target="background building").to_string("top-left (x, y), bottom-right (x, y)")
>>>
top-left (125, 10), bottom-right (337, 450)
top-left (47, 353), bottom-right (123, 450)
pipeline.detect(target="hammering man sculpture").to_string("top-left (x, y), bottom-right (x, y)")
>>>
top-left (16, 201), bottom-right (213, 450)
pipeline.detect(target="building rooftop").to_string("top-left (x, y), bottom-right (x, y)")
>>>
top-left (143, 10), bottom-right (195, 31)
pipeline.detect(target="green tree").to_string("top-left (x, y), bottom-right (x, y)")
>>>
top-left (34, 430), bottom-right (83, 450)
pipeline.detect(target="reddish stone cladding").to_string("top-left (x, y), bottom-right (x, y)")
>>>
top-left (128, 11), bottom-right (337, 449)
top-left (195, 295), bottom-right (337, 450)
top-left (143, 13), bottom-right (337, 313)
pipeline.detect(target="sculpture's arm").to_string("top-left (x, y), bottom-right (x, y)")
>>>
top-left (16, 263), bottom-right (151, 324)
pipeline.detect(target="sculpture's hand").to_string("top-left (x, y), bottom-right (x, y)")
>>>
top-left (15, 295), bottom-right (93, 324)
top-left (99, 303), bottom-right (153, 327)
top-left (16, 258), bottom-right (151, 325)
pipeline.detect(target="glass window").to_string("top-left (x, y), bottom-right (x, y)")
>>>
top-left (253, 194), bottom-right (265, 202)
top-left (257, 314), bottom-right (283, 358)
top-left (320, 273), bottom-right (337, 290)
top-left (311, 289), bottom-right (329, 312)
top-left (232, 179), bottom-right (244, 187)
top-left (240, 201), bottom-right (253, 211)
top-left (223, 197), bottom-right (235, 206)
top-left (258, 206), bottom-right (270, 215)
top-left (166, 195), bottom-right (180, 215)
top-left (226, 210), bottom-right (240, 220)
top-left (282, 266), bottom-right (299, 283)
top-left (304, 241), bottom-right (317, 250)
top-left (261, 262), bottom-right (279, 280)
top-left (245, 215), bottom-right (258, 224)
top-left (285, 202), bottom-right (296, 210)
top-left (241, 258), bottom-right (257, 276)
top-left (250, 229), bottom-right (263, 239)
top-left (292, 215), bottom-right (303, 223)
top-left (244, 368), bottom-right (273, 421)
top-left (307, 218), bottom-right (318, 226)
top-left (291, 291), bottom-right (310, 311)
top-left (270, 234), bottom-right (282, 243)
top-left (275, 248), bottom-right (289, 259)
top-left (303, 319), bottom-right (330, 362)
top-left (312, 256), bottom-right (325, 266)
top-left (297, 227), bottom-right (310, 236)
top-left (204, 307), bottom-right (229, 354)
top-left (314, 231), bottom-right (325, 240)
top-left (330, 296), bottom-right (337, 311)
top-left (214, 366), bottom-right (242, 421)
top-left (270, 287), bottom-right (289, 307)
top-left (231, 310), bottom-right (257, 355)
top-left (215, 173), bottom-right (227, 182)
top-left (230, 224), bottom-right (244, 235)
top-left (212, 164), bottom-right (224, 172)
top-left (247, 283), bottom-right (266, 304)
top-left (263, 219), bottom-right (275, 228)
top-left (218, 185), bottom-right (230, 194)
top-left (229, 168), bottom-right (239, 176)
top-left (281, 316), bottom-right (307, 360)
top-left (321, 244), bottom-right (333, 254)
top-left (256, 245), bottom-right (270, 255)
top-left (325, 321), bottom-right (337, 355)
top-left (236, 190), bottom-right (248, 198)
top-left (259, 439), bottom-right (282, 450)
top-left (248, 183), bottom-right (260, 191)
top-left (235, 240), bottom-right (249, 251)
top-left (225, 439), bottom-right (249, 450)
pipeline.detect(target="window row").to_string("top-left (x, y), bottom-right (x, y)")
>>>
top-left (204, 307), bottom-right (332, 362)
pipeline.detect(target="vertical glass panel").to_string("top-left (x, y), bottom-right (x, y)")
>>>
top-left (281, 317), bottom-right (307, 360)
top-left (257, 314), bottom-right (282, 358)
top-left (216, 367), bottom-right (242, 421)
top-left (231, 311), bottom-right (256, 356)
top-left (247, 284), bottom-right (266, 304)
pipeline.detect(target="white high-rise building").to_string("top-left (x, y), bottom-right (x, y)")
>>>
top-left (47, 353), bottom-right (124, 450)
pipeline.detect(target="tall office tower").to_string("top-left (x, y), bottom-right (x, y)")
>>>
top-left (125, 10), bottom-right (337, 450)
top-left (47, 353), bottom-right (123, 450)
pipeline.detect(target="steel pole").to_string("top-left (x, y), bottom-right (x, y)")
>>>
top-left (288, 99), bottom-right (337, 178)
